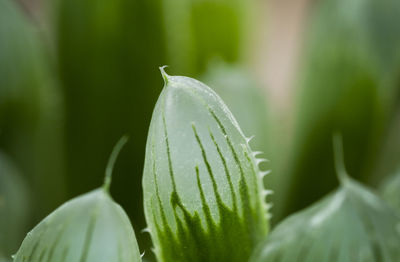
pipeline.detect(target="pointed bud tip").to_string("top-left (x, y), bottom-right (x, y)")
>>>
top-left (159, 65), bottom-right (170, 85)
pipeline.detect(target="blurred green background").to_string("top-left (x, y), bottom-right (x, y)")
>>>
top-left (1, 0), bottom-right (399, 260)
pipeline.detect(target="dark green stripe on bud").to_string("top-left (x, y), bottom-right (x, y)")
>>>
top-left (13, 137), bottom-right (142, 262)
top-left (143, 67), bottom-right (270, 262)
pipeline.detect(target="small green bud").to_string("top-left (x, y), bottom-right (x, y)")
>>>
top-left (250, 136), bottom-right (400, 262)
top-left (143, 67), bottom-right (269, 262)
top-left (13, 137), bottom-right (142, 262)
top-left (251, 178), bottom-right (400, 262)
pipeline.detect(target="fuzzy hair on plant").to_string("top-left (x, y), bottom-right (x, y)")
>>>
top-left (142, 67), bottom-right (271, 262)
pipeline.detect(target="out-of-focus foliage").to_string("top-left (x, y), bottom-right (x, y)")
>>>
top-left (273, 0), bottom-right (400, 221)
top-left (161, 0), bottom-right (255, 76)
top-left (374, 109), bottom-right (400, 183)
top-left (56, 0), bottom-right (166, 251)
top-left (201, 62), bottom-right (270, 157)
top-left (0, 0), bottom-right (65, 218)
top-left (251, 176), bottom-right (400, 262)
top-left (380, 171), bottom-right (400, 215)
top-left (0, 152), bottom-right (29, 257)
top-left (143, 70), bottom-right (269, 262)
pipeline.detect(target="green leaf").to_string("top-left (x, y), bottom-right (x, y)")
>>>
top-left (251, 136), bottom-right (400, 262)
top-left (143, 68), bottom-right (269, 262)
top-left (13, 138), bottom-right (142, 262)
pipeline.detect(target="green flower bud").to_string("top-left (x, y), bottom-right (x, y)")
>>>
top-left (13, 137), bottom-right (142, 262)
top-left (250, 136), bottom-right (400, 262)
top-left (143, 67), bottom-right (270, 262)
